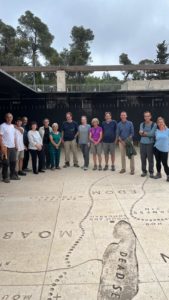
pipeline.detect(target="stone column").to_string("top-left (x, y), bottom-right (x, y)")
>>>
top-left (56, 70), bottom-right (66, 92)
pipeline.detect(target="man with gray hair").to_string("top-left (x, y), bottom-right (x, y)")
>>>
top-left (117, 111), bottom-right (135, 175)
top-left (0, 113), bottom-right (20, 183)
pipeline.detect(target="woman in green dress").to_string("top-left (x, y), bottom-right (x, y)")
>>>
top-left (49, 123), bottom-right (62, 170)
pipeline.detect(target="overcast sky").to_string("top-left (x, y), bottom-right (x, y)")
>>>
top-left (1, 0), bottom-right (169, 67)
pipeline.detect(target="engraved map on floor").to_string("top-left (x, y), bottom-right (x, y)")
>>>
top-left (0, 153), bottom-right (169, 300)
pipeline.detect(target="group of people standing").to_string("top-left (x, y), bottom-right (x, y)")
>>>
top-left (0, 110), bottom-right (169, 183)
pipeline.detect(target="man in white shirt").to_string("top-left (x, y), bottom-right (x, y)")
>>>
top-left (0, 113), bottom-right (20, 183)
top-left (15, 118), bottom-right (26, 176)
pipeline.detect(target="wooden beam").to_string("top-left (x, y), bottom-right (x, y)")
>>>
top-left (1, 64), bottom-right (169, 73)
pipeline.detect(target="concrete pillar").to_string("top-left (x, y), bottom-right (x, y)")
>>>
top-left (56, 70), bottom-right (66, 92)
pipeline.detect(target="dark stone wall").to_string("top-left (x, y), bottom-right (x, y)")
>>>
top-left (0, 91), bottom-right (169, 140)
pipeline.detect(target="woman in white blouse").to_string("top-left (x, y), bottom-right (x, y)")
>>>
top-left (28, 122), bottom-right (45, 174)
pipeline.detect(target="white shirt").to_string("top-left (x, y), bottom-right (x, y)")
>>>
top-left (0, 122), bottom-right (16, 148)
top-left (15, 128), bottom-right (25, 152)
top-left (28, 130), bottom-right (42, 150)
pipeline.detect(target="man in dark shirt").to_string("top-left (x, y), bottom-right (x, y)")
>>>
top-left (62, 112), bottom-right (79, 167)
top-left (39, 118), bottom-right (52, 169)
top-left (102, 112), bottom-right (117, 171)
top-left (22, 116), bottom-right (30, 171)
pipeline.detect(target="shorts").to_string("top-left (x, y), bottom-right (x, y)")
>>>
top-left (103, 142), bottom-right (116, 155)
top-left (16, 150), bottom-right (24, 160)
top-left (90, 143), bottom-right (102, 155)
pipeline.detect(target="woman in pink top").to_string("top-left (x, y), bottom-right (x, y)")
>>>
top-left (89, 118), bottom-right (103, 170)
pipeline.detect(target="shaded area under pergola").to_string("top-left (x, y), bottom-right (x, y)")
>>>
top-left (0, 69), bottom-right (37, 98)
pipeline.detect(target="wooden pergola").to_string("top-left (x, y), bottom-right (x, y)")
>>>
top-left (1, 64), bottom-right (169, 73)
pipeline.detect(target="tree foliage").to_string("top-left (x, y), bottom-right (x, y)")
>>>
top-left (0, 20), bottom-right (24, 65)
top-left (132, 59), bottom-right (154, 80)
top-left (63, 26), bottom-right (94, 81)
top-left (17, 10), bottom-right (54, 66)
top-left (1, 10), bottom-right (169, 85)
top-left (119, 53), bottom-right (133, 80)
top-left (69, 26), bottom-right (94, 65)
top-left (154, 40), bottom-right (169, 79)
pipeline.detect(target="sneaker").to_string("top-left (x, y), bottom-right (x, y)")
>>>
top-left (74, 164), bottom-right (80, 168)
top-left (93, 165), bottom-right (97, 171)
top-left (119, 169), bottom-right (126, 174)
top-left (153, 173), bottom-right (162, 179)
top-left (18, 171), bottom-right (27, 176)
top-left (63, 162), bottom-right (70, 168)
top-left (98, 165), bottom-right (102, 171)
top-left (111, 165), bottom-right (115, 171)
top-left (149, 173), bottom-right (154, 178)
top-left (56, 166), bottom-right (61, 170)
top-left (84, 167), bottom-right (88, 171)
top-left (130, 170), bottom-right (135, 175)
top-left (141, 172), bottom-right (147, 177)
top-left (10, 175), bottom-right (21, 180)
top-left (103, 165), bottom-right (108, 171)
top-left (2, 178), bottom-right (10, 183)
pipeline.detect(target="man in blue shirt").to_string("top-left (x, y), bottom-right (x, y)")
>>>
top-left (139, 111), bottom-right (157, 178)
top-left (117, 111), bottom-right (135, 174)
top-left (62, 112), bottom-right (79, 168)
top-left (102, 112), bottom-right (117, 171)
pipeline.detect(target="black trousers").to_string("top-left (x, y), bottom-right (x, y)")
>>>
top-left (43, 144), bottom-right (51, 168)
top-left (2, 148), bottom-right (16, 180)
top-left (23, 149), bottom-right (30, 170)
top-left (80, 144), bottom-right (90, 167)
top-left (29, 149), bottom-right (44, 173)
top-left (154, 147), bottom-right (169, 176)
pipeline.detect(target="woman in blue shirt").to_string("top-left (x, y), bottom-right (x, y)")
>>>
top-left (154, 117), bottom-right (169, 181)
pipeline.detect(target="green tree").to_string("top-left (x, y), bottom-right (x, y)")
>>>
top-left (154, 40), bottom-right (169, 79)
top-left (119, 53), bottom-right (132, 80)
top-left (67, 26), bottom-right (94, 82)
top-left (132, 59), bottom-right (154, 80)
top-left (44, 47), bottom-right (62, 84)
top-left (0, 20), bottom-right (24, 66)
top-left (59, 48), bottom-right (70, 66)
top-left (17, 10), bottom-right (54, 67)
top-left (69, 26), bottom-right (94, 64)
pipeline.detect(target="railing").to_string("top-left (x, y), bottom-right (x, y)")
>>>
top-left (28, 84), bottom-right (58, 92)
top-left (28, 83), bottom-right (122, 93)
top-left (27, 80), bottom-right (169, 93)
top-left (66, 83), bottom-right (121, 92)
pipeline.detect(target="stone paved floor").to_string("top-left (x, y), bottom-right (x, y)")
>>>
top-left (0, 148), bottom-right (169, 300)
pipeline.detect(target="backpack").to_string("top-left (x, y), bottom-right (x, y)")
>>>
top-left (143, 122), bottom-right (154, 130)
top-left (142, 122), bottom-right (156, 143)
